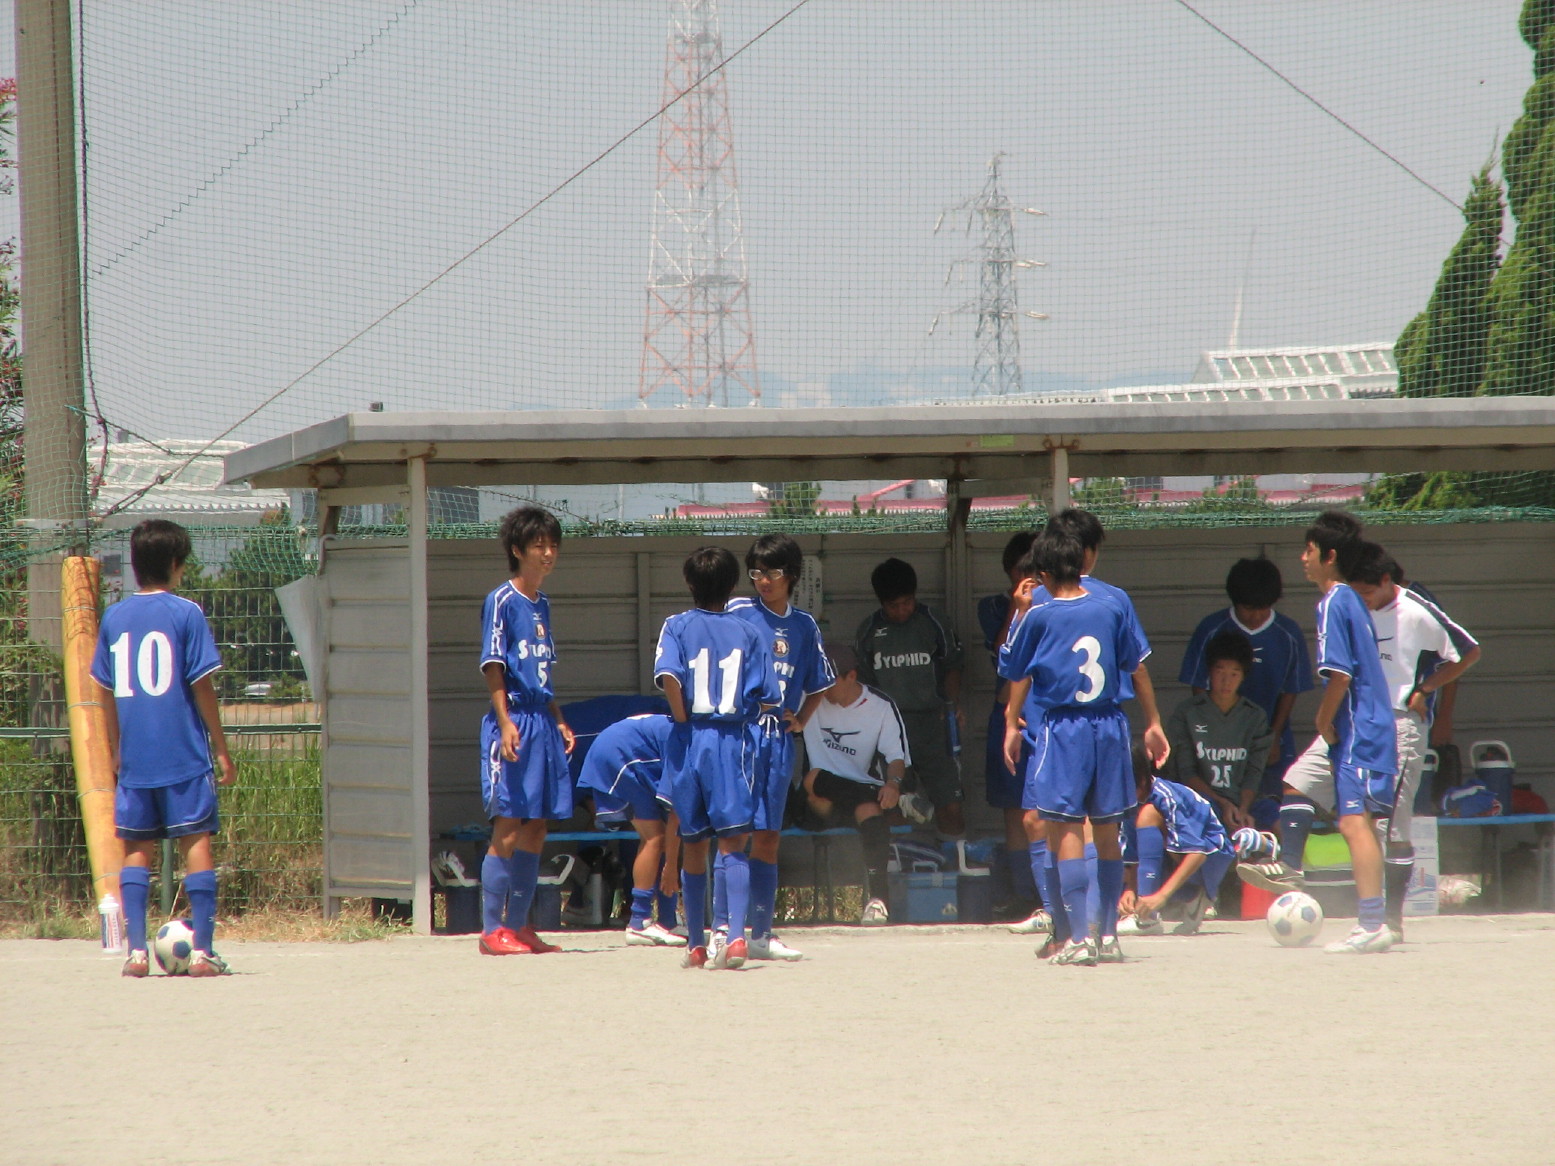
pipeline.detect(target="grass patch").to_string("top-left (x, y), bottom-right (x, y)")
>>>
top-left (0, 898), bottom-right (410, 942)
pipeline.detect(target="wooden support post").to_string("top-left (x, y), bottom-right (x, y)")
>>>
top-left (60, 556), bottom-right (119, 905)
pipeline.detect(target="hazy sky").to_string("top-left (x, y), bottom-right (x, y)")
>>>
top-left (9, 1), bottom-right (1537, 443)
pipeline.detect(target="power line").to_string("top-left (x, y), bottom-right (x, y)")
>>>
top-left (1171, 0), bottom-right (1462, 213)
top-left (95, 0), bottom-right (814, 519)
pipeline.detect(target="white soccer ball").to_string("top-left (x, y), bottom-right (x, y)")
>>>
top-left (153, 919), bottom-right (197, 975)
top-left (1265, 892), bottom-right (1323, 947)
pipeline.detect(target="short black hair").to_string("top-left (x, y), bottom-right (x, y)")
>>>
top-left (1132, 740), bottom-right (1157, 791)
top-left (1225, 557), bottom-right (1282, 608)
top-left (500, 505), bottom-right (562, 572)
top-left (1340, 540), bottom-right (1398, 587)
top-left (746, 533), bottom-right (802, 578)
top-left (684, 546), bottom-right (739, 610)
top-left (871, 557), bottom-right (917, 603)
top-left (1303, 508), bottom-right (1363, 559)
top-left (825, 642), bottom-right (860, 677)
top-left (1032, 527), bottom-right (1084, 586)
top-left (1048, 508), bottom-right (1105, 552)
top-left (1000, 531), bottom-right (1037, 575)
top-left (1204, 629), bottom-right (1254, 673)
top-left (129, 519), bottom-right (192, 587)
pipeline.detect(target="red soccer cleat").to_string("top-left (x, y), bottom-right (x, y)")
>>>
top-left (479, 927), bottom-right (533, 956)
top-left (513, 926), bottom-right (560, 954)
top-left (723, 937), bottom-right (748, 969)
top-left (681, 945), bottom-right (709, 969)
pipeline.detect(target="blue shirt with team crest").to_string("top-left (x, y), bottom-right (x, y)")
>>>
top-left (725, 596), bottom-right (834, 716)
top-left (654, 608), bottom-right (781, 723)
top-left (90, 591), bottom-right (222, 789)
top-left (1314, 583), bottom-right (1397, 776)
top-left (480, 582), bottom-right (557, 707)
top-left (998, 591), bottom-right (1142, 718)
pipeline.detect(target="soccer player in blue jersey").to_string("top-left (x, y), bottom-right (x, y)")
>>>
top-left (1007, 509), bottom-right (1159, 956)
top-left (91, 519), bottom-right (236, 978)
top-left (575, 712), bottom-right (686, 947)
top-left (1237, 511), bottom-right (1399, 954)
top-left (1344, 541), bottom-right (1479, 940)
top-left (1120, 743), bottom-right (1236, 937)
top-left (655, 547), bottom-right (781, 970)
top-left (1178, 557), bottom-right (1312, 821)
top-left (1000, 526), bottom-right (1169, 966)
top-left (723, 533), bottom-right (834, 962)
top-left (477, 506), bottom-right (576, 956)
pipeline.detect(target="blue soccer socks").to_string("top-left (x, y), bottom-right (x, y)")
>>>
top-left (683, 869), bottom-right (709, 949)
top-left (505, 850), bottom-right (541, 931)
top-left (1038, 843), bottom-right (1071, 944)
top-left (748, 857), bottom-right (778, 941)
top-left (657, 888), bottom-right (679, 929)
top-left (184, 868), bottom-right (217, 954)
top-left (629, 887), bottom-right (654, 930)
top-left (722, 850), bottom-right (752, 942)
top-left (1278, 797), bottom-right (1317, 873)
top-left (481, 853), bottom-right (510, 934)
top-left (1057, 858), bottom-right (1090, 940)
top-left (1095, 857), bottom-right (1124, 939)
top-left (1358, 894), bottom-right (1386, 932)
top-left (1083, 843), bottom-right (1101, 935)
top-left (120, 865), bottom-right (150, 953)
top-left (1135, 827), bottom-right (1166, 898)
top-left (712, 851), bottom-right (729, 932)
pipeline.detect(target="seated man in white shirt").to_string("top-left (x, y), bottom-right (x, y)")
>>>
top-left (802, 644), bottom-right (911, 924)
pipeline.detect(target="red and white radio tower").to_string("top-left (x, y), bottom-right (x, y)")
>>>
top-left (639, 0), bottom-right (761, 407)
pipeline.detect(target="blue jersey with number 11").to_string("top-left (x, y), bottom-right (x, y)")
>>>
top-left (654, 609), bottom-right (780, 723)
top-left (998, 592), bottom-right (1141, 716)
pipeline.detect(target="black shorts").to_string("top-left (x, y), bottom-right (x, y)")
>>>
top-left (811, 770), bottom-right (883, 813)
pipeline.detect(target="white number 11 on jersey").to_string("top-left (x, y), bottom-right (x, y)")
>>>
top-left (688, 647), bottom-right (743, 715)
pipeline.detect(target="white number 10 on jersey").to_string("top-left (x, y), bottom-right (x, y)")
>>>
top-left (108, 630), bottom-right (175, 697)
top-left (687, 647), bottom-right (743, 715)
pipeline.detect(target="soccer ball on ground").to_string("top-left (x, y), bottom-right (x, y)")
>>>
top-left (153, 919), bottom-right (197, 974)
top-left (1265, 892), bottom-right (1323, 947)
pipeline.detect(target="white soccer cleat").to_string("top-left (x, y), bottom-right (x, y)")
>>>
top-left (1324, 925), bottom-right (1395, 955)
top-left (706, 929), bottom-right (729, 967)
top-left (749, 934), bottom-right (803, 961)
top-left (1007, 908), bottom-right (1052, 934)
top-left (1096, 936), bottom-right (1124, 963)
top-left (1050, 937), bottom-right (1098, 966)
top-left (625, 921), bottom-right (687, 947)
top-left (1236, 859), bottom-right (1305, 894)
top-left (897, 792), bottom-right (936, 825)
top-left (1117, 914), bottom-right (1163, 936)
top-left (860, 898), bottom-right (890, 926)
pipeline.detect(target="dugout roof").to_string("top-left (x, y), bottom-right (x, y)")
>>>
top-left (226, 397), bottom-right (1555, 492)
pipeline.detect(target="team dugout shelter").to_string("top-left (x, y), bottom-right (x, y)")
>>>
top-left (226, 398), bottom-right (1555, 932)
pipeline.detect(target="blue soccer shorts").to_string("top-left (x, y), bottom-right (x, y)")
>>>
top-left (481, 706), bottom-right (573, 821)
top-left (983, 701), bottom-right (1025, 810)
top-left (663, 720), bottom-right (757, 841)
top-left (580, 759), bottom-right (666, 825)
top-left (115, 772), bottom-right (219, 841)
top-left (1023, 705), bottom-right (1135, 824)
top-left (1285, 735), bottom-right (1398, 819)
top-left (752, 718), bottom-right (797, 832)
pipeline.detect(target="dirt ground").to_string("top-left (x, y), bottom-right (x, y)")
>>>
top-left (6, 914), bottom-right (1555, 1166)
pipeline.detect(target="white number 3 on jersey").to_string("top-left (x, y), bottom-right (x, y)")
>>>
top-left (1070, 635), bottom-right (1105, 703)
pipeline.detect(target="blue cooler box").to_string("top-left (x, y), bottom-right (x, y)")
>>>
top-left (887, 871), bottom-right (959, 923)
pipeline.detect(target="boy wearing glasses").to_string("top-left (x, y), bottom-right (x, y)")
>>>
top-left (725, 534), bottom-right (834, 960)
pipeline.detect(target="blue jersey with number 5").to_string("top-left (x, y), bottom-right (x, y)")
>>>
top-left (654, 608), bottom-right (780, 723)
top-left (998, 592), bottom-right (1141, 715)
top-left (480, 582), bottom-right (557, 707)
top-left (90, 591), bottom-right (222, 789)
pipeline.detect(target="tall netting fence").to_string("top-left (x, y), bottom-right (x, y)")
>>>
top-left (8, 1), bottom-right (1555, 918)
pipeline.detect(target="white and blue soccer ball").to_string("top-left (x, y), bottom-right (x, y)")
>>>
top-left (1265, 892), bottom-right (1323, 947)
top-left (153, 919), bottom-right (196, 975)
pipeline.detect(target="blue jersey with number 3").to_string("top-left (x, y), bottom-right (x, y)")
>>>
top-left (998, 592), bottom-right (1141, 716)
top-left (90, 591), bottom-right (222, 789)
top-left (654, 608), bottom-right (781, 723)
top-left (480, 582), bottom-right (557, 707)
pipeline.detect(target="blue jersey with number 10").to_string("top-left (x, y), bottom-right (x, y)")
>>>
top-left (654, 608), bottom-right (781, 723)
top-left (90, 591), bottom-right (222, 789)
top-left (480, 582), bottom-right (557, 707)
top-left (998, 592), bottom-right (1142, 716)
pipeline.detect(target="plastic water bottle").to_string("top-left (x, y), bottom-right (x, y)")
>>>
top-left (99, 893), bottom-right (125, 957)
top-left (946, 706), bottom-right (961, 757)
